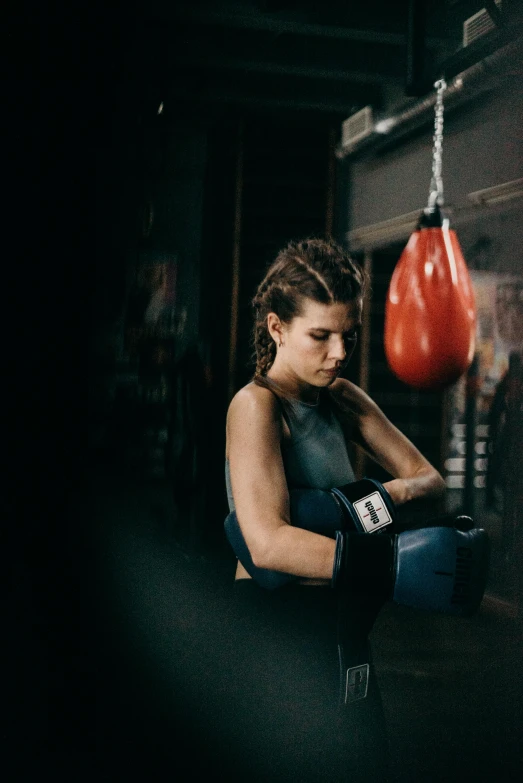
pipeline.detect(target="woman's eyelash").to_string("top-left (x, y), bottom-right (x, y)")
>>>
top-left (310, 331), bottom-right (359, 341)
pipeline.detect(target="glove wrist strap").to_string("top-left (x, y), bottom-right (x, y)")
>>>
top-left (334, 532), bottom-right (395, 597)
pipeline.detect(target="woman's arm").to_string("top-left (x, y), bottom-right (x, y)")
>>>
top-left (227, 384), bottom-right (336, 579)
top-left (330, 379), bottom-right (446, 508)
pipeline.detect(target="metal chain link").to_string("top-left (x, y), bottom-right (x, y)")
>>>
top-left (428, 78), bottom-right (447, 209)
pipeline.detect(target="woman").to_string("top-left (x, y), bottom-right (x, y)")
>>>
top-left (225, 238), bottom-right (445, 781)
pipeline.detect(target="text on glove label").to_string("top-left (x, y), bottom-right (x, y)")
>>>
top-left (353, 492), bottom-right (392, 533)
top-left (451, 546), bottom-right (473, 605)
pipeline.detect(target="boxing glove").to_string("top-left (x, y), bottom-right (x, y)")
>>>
top-left (224, 487), bottom-right (344, 589)
top-left (224, 479), bottom-right (395, 589)
top-left (332, 525), bottom-right (489, 617)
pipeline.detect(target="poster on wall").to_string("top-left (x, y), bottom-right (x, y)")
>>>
top-left (444, 273), bottom-right (523, 508)
top-left (125, 251), bottom-right (178, 374)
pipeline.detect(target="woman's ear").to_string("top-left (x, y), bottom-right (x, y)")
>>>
top-left (267, 312), bottom-right (284, 346)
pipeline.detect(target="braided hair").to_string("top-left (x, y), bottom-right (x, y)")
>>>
top-left (252, 238), bottom-right (366, 378)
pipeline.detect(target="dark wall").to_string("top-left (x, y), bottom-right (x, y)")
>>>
top-left (90, 100), bottom-right (341, 494)
top-left (234, 111), bottom-right (338, 391)
top-left (141, 115), bottom-right (208, 357)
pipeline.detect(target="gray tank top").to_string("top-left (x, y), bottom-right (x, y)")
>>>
top-left (225, 391), bottom-right (355, 512)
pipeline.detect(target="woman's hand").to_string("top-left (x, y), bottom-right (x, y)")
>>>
top-left (382, 474), bottom-right (445, 508)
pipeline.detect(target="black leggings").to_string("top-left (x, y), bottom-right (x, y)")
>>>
top-left (230, 581), bottom-right (390, 782)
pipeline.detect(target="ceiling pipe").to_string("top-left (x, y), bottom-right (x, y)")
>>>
top-left (335, 37), bottom-right (523, 160)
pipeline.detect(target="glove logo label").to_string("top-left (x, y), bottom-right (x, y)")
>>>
top-left (353, 492), bottom-right (392, 533)
top-left (344, 664), bottom-right (369, 704)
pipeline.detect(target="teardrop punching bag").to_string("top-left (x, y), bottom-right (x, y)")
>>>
top-left (384, 79), bottom-right (476, 390)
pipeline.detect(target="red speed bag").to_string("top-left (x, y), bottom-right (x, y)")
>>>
top-left (384, 211), bottom-right (476, 390)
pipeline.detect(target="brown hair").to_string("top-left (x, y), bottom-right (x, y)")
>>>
top-left (252, 238), bottom-right (366, 378)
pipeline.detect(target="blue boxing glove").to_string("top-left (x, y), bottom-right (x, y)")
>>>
top-left (393, 526), bottom-right (489, 615)
top-left (333, 525), bottom-right (489, 617)
top-left (224, 487), bottom-right (345, 589)
top-left (224, 486), bottom-right (346, 590)
top-left (224, 479), bottom-right (396, 589)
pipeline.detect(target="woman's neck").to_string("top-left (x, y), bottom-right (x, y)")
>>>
top-left (265, 369), bottom-right (320, 405)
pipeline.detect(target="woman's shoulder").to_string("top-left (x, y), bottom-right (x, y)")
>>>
top-left (226, 382), bottom-right (284, 457)
top-left (227, 381), bottom-right (281, 424)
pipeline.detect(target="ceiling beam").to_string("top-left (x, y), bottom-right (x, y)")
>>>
top-left (172, 53), bottom-right (401, 85)
top-left (167, 89), bottom-right (362, 114)
top-left (164, 69), bottom-right (378, 113)
top-left (156, 7), bottom-right (407, 45)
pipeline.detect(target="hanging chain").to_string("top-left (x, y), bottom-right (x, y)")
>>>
top-left (428, 78), bottom-right (447, 210)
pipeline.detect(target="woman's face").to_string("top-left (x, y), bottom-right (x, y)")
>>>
top-left (271, 297), bottom-right (362, 390)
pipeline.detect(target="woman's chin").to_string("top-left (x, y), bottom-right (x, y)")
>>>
top-left (318, 370), bottom-right (339, 384)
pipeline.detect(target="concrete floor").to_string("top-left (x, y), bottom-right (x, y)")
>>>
top-left (20, 466), bottom-right (519, 780)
